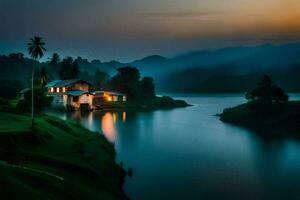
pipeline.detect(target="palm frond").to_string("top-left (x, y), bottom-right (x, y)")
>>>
top-left (27, 36), bottom-right (46, 60)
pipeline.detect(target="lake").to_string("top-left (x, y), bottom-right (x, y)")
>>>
top-left (49, 94), bottom-right (300, 200)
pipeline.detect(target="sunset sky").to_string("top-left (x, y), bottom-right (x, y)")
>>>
top-left (0, 0), bottom-right (300, 61)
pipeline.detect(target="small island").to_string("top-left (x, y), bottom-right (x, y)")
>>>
top-left (220, 75), bottom-right (300, 139)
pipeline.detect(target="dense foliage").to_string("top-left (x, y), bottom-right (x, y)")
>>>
top-left (140, 77), bottom-right (155, 98)
top-left (0, 79), bottom-right (23, 99)
top-left (246, 75), bottom-right (289, 104)
top-left (58, 57), bottom-right (80, 79)
top-left (0, 51), bottom-right (159, 102)
top-left (17, 88), bottom-right (53, 113)
top-left (109, 67), bottom-right (156, 101)
top-left (93, 69), bottom-right (110, 90)
top-left (244, 75), bottom-right (289, 114)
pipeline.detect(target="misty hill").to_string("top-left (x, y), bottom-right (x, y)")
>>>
top-left (2, 42), bottom-right (300, 93)
top-left (125, 43), bottom-right (300, 92)
top-left (129, 43), bottom-right (300, 74)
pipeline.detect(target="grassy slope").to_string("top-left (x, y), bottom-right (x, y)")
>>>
top-left (0, 112), bottom-right (127, 199)
top-left (220, 101), bottom-right (300, 138)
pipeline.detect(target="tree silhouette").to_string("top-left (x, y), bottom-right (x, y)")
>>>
top-left (40, 67), bottom-right (48, 87)
top-left (109, 67), bottom-right (141, 101)
top-left (59, 57), bottom-right (79, 79)
top-left (27, 36), bottom-right (46, 126)
top-left (49, 53), bottom-right (60, 66)
top-left (93, 69), bottom-right (109, 90)
top-left (141, 77), bottom-right (155, 98)
top-left (246, 75), bottom-right (289, 104)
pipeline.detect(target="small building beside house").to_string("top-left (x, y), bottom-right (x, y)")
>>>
top-left (46, 79), bottom-right (93, 110)
top-left (92, 91), bottom-right (127, 105)
top-left (18, 88), bottom-right (30, 100)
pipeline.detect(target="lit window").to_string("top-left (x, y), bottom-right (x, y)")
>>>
top-left (56, 88), bottom-right (60, 93)
top-left (50, 87), bottom-right (54, 92)
top-left (62, 87), bottom-right (66, 93)
top-left (107, 96), bottom-right (112, 102)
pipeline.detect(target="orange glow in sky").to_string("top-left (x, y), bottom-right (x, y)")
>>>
top-left (1, 0), bottom-right (300, 60)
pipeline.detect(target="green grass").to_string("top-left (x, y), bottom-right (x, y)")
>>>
top-left (0, 111), bottom-right (127, 199)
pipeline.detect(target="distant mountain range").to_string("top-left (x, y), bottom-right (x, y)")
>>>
top-left (2, 42), bottom-right (300, 93)
top-left (95, 42), bottom-right (300, 92)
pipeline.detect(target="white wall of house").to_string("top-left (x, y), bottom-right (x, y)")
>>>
top-left (71, 83), bottom-right (90, 92)
top-left (66, 94), bottom-right (93, 110)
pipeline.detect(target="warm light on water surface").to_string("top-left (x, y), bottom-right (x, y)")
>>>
top-left (48, 94), bottom-right (300, 200)
top-left (101, 113), bottom-right (117, 143)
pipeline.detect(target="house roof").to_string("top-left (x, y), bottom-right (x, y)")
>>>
top-left (46, 79), bottom-right (92, 88)
top-left (18, 88), bottom-right (30, 94)
top-left (45, 80), bottom-right (61, 87)
top-left (92, 90), bottom-right (125, 96)
top-left (67, 89), bottom-right (88, 97)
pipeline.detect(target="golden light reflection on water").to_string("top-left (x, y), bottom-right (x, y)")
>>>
top-left (101, 113), bottom-right (117, 143)
top-left (87, 112), bottom-right (93, 129)
top-left (100, 112), bottom-right (127, 143)
top-left (113, 113), bottom-right (117, 124)
top-left (123, 112), bottom-right (126, 122)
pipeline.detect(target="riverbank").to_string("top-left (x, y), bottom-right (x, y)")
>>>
top-left (219, 101), bottom-right (300, 139)
top-left (0, 111), bottom-right (128, 199)
top-left (94, 96), bottom-right (190, 112)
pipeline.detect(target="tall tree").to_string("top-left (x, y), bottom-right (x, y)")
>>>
top-left (49, 53), bottom-right (60, 66)
top-left (40, 66), bottom-right (48, 87)
top-left (59, 57), bottom-right (80, 79)
top-left (27, 36), bottom-right (46, 126)
top-left (93, 69), bottom-right (109, 90)
top-left (109, 66), bottom-right (141, 101)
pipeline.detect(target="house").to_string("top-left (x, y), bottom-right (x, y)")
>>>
top-left (46, 79), bottom-right (93, 110)
top-left (18, 88), bottom-right (30, 100)
top-left (92, 91), bottom-right (127, 105)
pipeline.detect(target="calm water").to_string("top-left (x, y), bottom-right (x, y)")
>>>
top-left (49, 94), bottom-right (300, 200)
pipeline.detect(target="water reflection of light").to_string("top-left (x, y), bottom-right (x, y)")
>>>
top-left (87, 112), bottom-right (93, 130)
top-left (113, 113), bottom-right (117, 124)
top-left (101, 113), bottom-right (116, 143)
top-left (123, 112), bottom-right (126, 122)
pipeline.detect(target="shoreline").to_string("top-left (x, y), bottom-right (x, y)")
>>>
top-left (56, 95), bottom-right (191, 112)
top-left (219, 101), bottom-right (300, 139)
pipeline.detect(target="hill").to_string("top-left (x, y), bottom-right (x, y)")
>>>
top-left (0, 111), bottom-right (127, 199)
top-left (2, 42), bottom-right (300, 93)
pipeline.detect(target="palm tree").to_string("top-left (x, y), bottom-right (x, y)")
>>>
top-left (27, 36), bottom-right (46, 126)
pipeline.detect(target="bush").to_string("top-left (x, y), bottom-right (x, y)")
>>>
top-left (17, 88), bottom-right (53, 113)
top-left (0, 80), bottom-right (23, 99)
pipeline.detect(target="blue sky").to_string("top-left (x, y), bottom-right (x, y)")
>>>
top-left (0, 0), bottom-right (299, 62)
